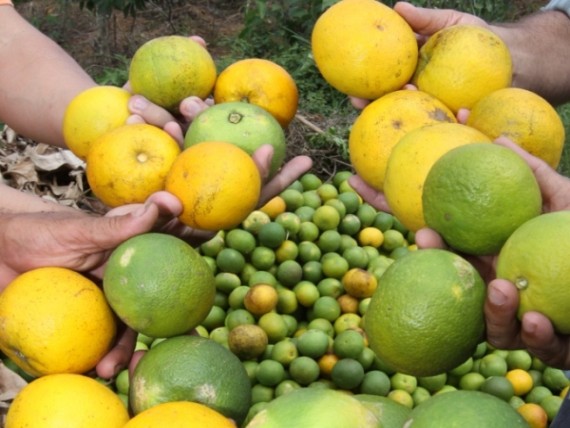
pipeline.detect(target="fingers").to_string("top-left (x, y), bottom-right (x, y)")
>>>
top-left (414, 227), bottom-right (447, 249)
top-left (129, 350), bottom-right (146, 378)
top-left (494, 137), bottom-right (570, 212)
top-left (347, 175), bottom-right (391, 212)
top-left (128, 95), bottom-right (178, 128)
top-left (394, 1), bottom-right (487, 36)
top-left (484, 279), bottom-right (523, 349)
top-left (95, 327), bottom-right (137, 379)
top-left (258, 155), bottom-right (313, 207)
top-left (179, 96), bottom-right (211, 122)
top-left (521, 312), bottom-right (570, 369)
top-left (350, 97), bottom-right (371, 110)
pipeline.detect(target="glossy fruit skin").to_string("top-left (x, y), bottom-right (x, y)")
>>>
top-left (364, 249), bottom-right (486, 377)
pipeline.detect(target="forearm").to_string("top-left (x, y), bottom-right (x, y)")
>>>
top-left (0, 183), bottom-right (75, 213)
top-left (491, 10), bottom-right (570, 105)
top-left (0, 6), bottom-right (96, 148)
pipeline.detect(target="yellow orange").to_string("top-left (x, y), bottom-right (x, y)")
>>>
top-left (129, 35), bottom-right (217, 112)
top-left (214, 58), bottom-right (298, 127)
top-left (348, 89), bottom-right (456, 191)
top-left (62, 85), bottom-right (131, 160)
top-left (86, 123), bottom-right (180, 207)
top-left (5, 373), bottom-right (129, 427)
top-left (311, 0), bottom-right (418, 100)
top-left (165, 141), bottom-right (261, 231)
top-left (466, 87), bottom-right (565, 169)
top-left (0, 267), bottom-right (116, 377)
top-left (124, 401), bottom-right (236, 428)
top-left (383, 123), bottom-right (491, 232)
top-left (517, 403), bottom-right (549, 428)
top-left (412, 24), bottom-right (512, 113)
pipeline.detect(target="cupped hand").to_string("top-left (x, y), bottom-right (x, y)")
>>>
top-left (415, 138), bottom-right (570, 368)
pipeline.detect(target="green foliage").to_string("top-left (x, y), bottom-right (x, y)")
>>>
top-left (90, 54), bottom-right (130, 86)
top-left (556, 103), bottom-right (570, 177)
top-left (71, 0), bottom-right (147, 17)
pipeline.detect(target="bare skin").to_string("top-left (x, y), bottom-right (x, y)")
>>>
top-left (0, 6), bottom-right (313, 378)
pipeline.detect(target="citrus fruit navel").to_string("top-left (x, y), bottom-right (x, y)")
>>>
top-left (496, 211), bottom-right (570, 334)
top-left (184, 101), bottom-right (286, 177)
top-left (213, 58), bottom-right (299, 128)
top-left (86, 123), bottom-right (180, 207)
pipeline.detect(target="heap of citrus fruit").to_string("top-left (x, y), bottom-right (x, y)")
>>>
top-left (4, 2), bottom-right (570, 426)
top-left (3, 170), bottom-right (569, 427)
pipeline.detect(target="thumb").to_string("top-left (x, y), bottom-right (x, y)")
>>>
top-left (86, 202), bottom-right (161, 250)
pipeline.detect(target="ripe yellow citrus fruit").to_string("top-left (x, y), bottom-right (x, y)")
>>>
top-left (384, 122), bottom-right (492, 232)
top-left (213, 58), bottom-right (299, 128)
top-left (245, 387), bottom-right (379, 427)
top-left (311, 0), bottom-right (418, 100)
top-left (496, 211), bottom-right (570, 334)
top-left (364, 249), bottom-right (486, 377)
top-left (404, 390), bottom-right (529, 427)
top-left (165, 141), bottom-right (262, 231)
top-left (348, 89), bottom-right (456, 191)
top-left (5, 373), bottom-right (129, 427)
top-left (86, 123), bottom-right (180, 207)
top-left (130, 335), bottom-right (252, 426)
top-left (466, 87), bottom-right (566, 169)
top-left (184, 101), bottom-right (287, 177)
top-left (129, 35), bottom-right (217, 112)
top-left (517, 402), bottom-right (549, 428)
top-left (103, 233), bottom-right (216, 338)
top-left (259, 195), bottom-right (287, 219)
top-left (124, 401), bottom-right (235, 428)
top-left (62, 85), bottom-right (131, 160)
top-left (0, 267), bottom-right (116, 377)
top-left (412, 24), bottom-right (512, 113)
top-left (422, 143), bottom-right (542, 256)
top-left (506, 368), bottom-right (534, 396)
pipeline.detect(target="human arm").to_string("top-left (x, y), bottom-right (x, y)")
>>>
top-left (0, 5), bottom-right (96, 147)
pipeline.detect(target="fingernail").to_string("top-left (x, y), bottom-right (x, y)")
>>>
top-left (525, 319), bottom-right (537, 334)
top-left (131, 95), bottom-right (149, 112)
top-left (488, 285), bottom-right (507, 306)
top-left (180, 98), bottom-right (203, 117)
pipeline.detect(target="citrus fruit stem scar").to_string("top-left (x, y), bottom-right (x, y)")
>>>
top-left (515, 277), bottom-right (528, 290)
top-left (229, 112), bottom-right (244, 124)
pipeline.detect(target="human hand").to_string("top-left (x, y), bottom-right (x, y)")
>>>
top-left (348, 2), bottom-right (487, 110)
top-left (415, 137), bottom-right (570, 367)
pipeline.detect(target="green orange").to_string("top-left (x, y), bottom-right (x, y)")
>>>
top-left (103, 233), bottom-right (215, 338)
top-left (130, 335), bottom-right (251, 425)
top-left (496, 211), bottom-right (570, 334)
top-left (364, 249), bottom-right (485, 376)
top-left (423, 143), bottom-right (542, 255)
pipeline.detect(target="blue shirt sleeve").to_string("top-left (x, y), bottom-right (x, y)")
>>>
top-left (542, 0), bottom-right (570, 15)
